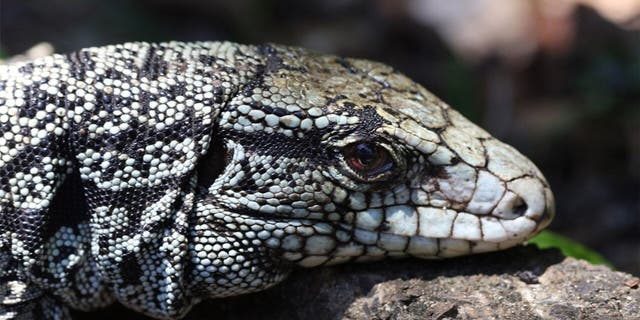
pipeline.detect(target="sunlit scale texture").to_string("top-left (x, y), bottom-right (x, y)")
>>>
top-left (0, 42), bottom-right (554, 319)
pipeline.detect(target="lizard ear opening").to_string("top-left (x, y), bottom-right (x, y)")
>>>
top-left (196, 135), bottom-right (230, 189)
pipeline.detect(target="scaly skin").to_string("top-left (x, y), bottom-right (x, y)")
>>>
top-left (0, 42), bottom-right (554, 319)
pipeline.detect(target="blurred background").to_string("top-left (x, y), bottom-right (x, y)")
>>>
top-left (0, 0), bottom-right (638, 275)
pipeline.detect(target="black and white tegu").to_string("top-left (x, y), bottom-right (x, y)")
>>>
top-left (0, 42), bottom-right (555, 319)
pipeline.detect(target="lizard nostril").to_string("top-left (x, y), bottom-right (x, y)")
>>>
top-left (491, 192), bottom-right (531, 220)
top-left (512, 197), bottom-right (528, 216)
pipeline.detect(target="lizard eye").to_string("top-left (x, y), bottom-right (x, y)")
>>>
top-left (342, 141), bottom-right (395, 181)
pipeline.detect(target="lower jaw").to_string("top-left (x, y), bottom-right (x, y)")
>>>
top-left (286, 227), bottom-right (546, 268)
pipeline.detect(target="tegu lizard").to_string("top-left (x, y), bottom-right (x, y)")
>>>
top-left (0, 42), bottom-right (554, 319)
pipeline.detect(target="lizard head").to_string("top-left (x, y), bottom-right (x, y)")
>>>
top-left (197, 44), bottom-right (554, 270)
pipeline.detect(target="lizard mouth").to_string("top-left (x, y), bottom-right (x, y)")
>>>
top-left (277, 206), bottom-right (554, 268)
top-left (345, 203), bottom-right (553, 261)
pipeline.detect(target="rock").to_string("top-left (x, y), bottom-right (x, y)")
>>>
top-left (77, 246), bottom-right (639, 319)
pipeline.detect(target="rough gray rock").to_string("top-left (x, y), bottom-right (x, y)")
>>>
top-left (78, 246), bottom-right (639, 319)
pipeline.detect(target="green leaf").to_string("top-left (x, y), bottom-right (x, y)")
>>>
top-left (527, 231), bottom-right (613, 268)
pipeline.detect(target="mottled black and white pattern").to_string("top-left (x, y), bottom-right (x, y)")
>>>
top-left (0, 42), bottom-right (554, 319)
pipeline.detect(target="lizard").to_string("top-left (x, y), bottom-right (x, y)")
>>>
top-left (0, 41), bottom-right (554, 319)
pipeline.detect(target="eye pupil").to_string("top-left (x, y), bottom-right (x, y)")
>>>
top-left (355, 144), bottom-right (375, 165)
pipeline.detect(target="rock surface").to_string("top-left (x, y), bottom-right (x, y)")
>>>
top-left (78, 246), bottom-right (639, 319)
